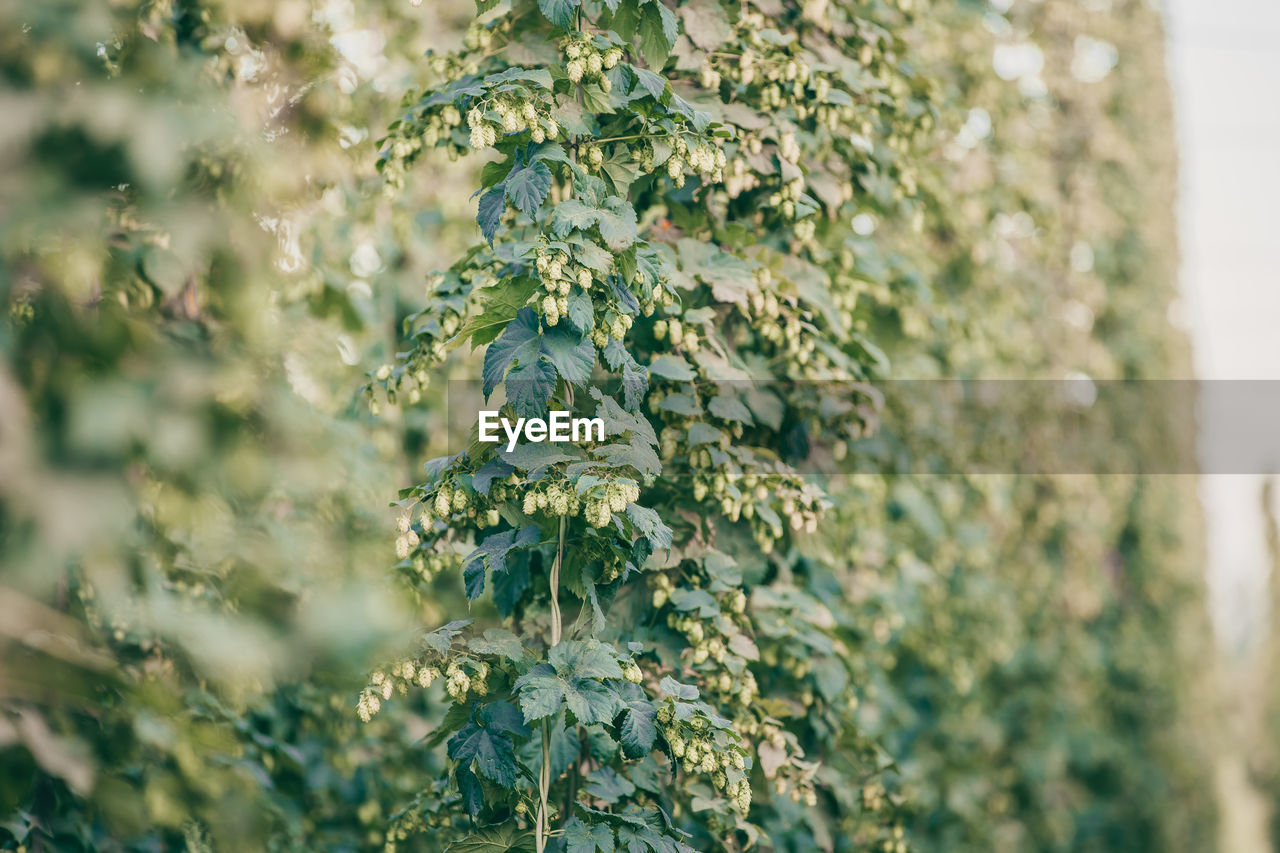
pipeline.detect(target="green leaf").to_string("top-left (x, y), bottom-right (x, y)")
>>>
top-left (448, 714), bottom-right (521, 786)
top-left (513, 663), bottom-right (567, 722)
top-left (602, 341), bottom-right (650, 411)
top-left (478, 186), bottom-right (506, 244)
top-left (446, 825), bottom-right (535, 852)
top-left (514, 641), bottom-right (626, 725)
top-left (655, 392), bottom-right (702, 417)
top-left (564, 817), bottom-right (617, 853)
top-left (619, 697), bottom-right (658, 757)
top-left (659, 676), bottom-right (698, 700)
top-left (462, 526), bottom-right (541, 601)
top-left (469, 628), bottom-right (527, 662)
top-left (541, 324), bottom-right (596, 386)
top-left (647, 354), bottom-right (696, 380)
top-left (483, 307), bottom-right (541, 397)
top-left (586, 767), bottom-right (636, 804)
top-left (708, 393), bottom-right (753, 424)
top-left (569, 237), bottom-right (614, 272)
top-left (592, 387), bottom-right (658, 446)
top-left (552, 199), bottom-right (603, 236)
top-left (498, 442), bottom-right (582, 476)
top-left (564, 679), bottom-right (625, 725)
top-left (460, 279), bottom-right (538, 347)
top-left (425, 619), bottom-right (473, 655)
top-left (529, 141), bottom-right (571, 163)
top-left (593, 442), bottom-right (662, 481)
top-left (631, 66), bottom-right (667, 101)
top-left (566, 289), bottom-right (594, 331)
top-left (687, 423), bottom-right (724, 446)
top-left (575, 173), bottom-right (608, 207)
top-left (479, 700), bottom-right (532, 737)
top-left (637, 1), bottom-right (678, 69)
top-left (485, 67), bottom-right (555, 89)
top-left (537, 0), bottom-right (580, 29)
top-left (625, 503), bottom-right (672, 549)
top-left (481, 158), bottom-right (514, 189)
top-left (678, 0), bottom-right (732, 50)
top-left (610, 0), bottom-right (642, 41)
top-left (580, 83), bottom-right (616, 115)
top-left (505, 160), bottom-right (552, 218)
top-left (552, 639), bottom-right (625, 679)
top-left (506, 355), bottom-right (558, 417)
top-left (597, 198), bottom-right (639, 251)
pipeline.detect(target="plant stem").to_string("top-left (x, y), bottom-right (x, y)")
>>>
top-left (536, 514), bottom-right (568, 853)
top-left (551, 514), bottom-right (565, 646)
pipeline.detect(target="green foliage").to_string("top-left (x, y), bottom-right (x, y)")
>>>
top-left (0, 0), bottom-right (1218, 852)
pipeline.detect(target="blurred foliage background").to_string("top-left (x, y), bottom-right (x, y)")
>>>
top-left (0, 0), bottom-right (1222, 851)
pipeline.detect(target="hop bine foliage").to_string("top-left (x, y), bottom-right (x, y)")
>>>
top-left (0, 0), bottom-right (1219, 850)
top-left (363, 0), bottom-right (935, 850)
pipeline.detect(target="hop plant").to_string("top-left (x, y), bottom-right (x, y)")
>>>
top-left (364, 0), bottom-right (934, 849)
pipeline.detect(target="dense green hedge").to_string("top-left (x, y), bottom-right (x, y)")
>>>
top-left (0, 0), bottom-right (1216, 851)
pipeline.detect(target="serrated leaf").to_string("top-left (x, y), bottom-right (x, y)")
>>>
top-left (609, 275), bottom-right (641, 314)
top-left (631, 66), bottom-right (667, 101)
top-left (610, 0), bottom-right (642, 41)
top-left (551, 199), bottom-right (603, 236)
top-left (542, 324), bottom-right (596, 385)
top-left (469, 628), bottom-right (527, 662)
top-left (485, 67), bottom-right (556, 89)
top-left (594, 443), bottom-right (662, 481)
top-left (647, 354), bottom-right (696, 380)
top-left (529, 141), bottom-right (571, 163)
top-left (478, 186), bottom-right (506, 244)
top-left (620, 698), bottom-right (658, 757)
top-left (513, 663), bottom-right (567, 722)
top-left (671, 588), bottom-right (716, 615)
top-left (424, 619), bottom-right (473, 655)
top-left (569, 237), bottom-right (614, 272)
top-left (481, 158), bottom-right (514, 189)
top-left (494, 555), bottom-right (530, 618)
top-left (587, 767), bottom-right (637, 804)
top-left (567, 289), bottom-right (595, 331)
top-left (553, 640), bottom-right (625, 679)
top-left (472, 459), bottom-right (516, 495)
top-left (483, 308), bottom-right (542, 397)
top-left (658, 676), bottom-right (698, 700)
top-left (598, 198), bottom-right (639, 251)
top-left (462, 526), bottom-right (541, 601)
top-left (687, 423), bottom-right (724, 446)
top-left (498, 442), bottom-right (582, 476)
top-left (506, 160), bottom-right (553, 218)
top-left (625, 503), bottom-right (672, 549)
top-left (678, 0), bottom-right (732, 50)
top-left (580, 83), bottom-right (616, 115)
top-left (460, 279), bottom-right (538, 347)
top-left (537, 0), bottom-right (580, 29)
top-left (446, 825), bottom-right (534, 853)
top-left (708, 393), bottom-right (753, 424)
top-left (514, 641), bottom-right (626, 725)
top-left (506, 355), bottom-right (558, 418)
top-left (448, 716), bottom-right (520, 787)
top-left (655, 392), bottom-right (701, 417)
top-left (592, 386), bottom-right (658, 445)
top-left (637, 1), bottom-right (677, 69)
top-left (599, 340), bottom-right (650, 411)
top-left (565, 817), bottom-right (617, 853)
